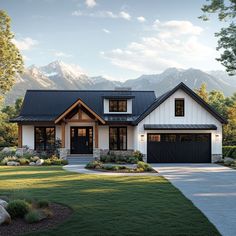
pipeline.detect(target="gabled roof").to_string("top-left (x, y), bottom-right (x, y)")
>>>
top-left (133, 82), bottom-right (227, 125)
top-left (144, 124), bottom-right (217, 130)
top-left (10, 90), bottom-right (156, 124)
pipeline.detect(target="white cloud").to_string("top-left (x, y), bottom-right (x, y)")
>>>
top-left (53, 51), bottom-right (72, 58)
top-left (101, 20), bottom-right (216, 73)
top-left (72, 10), bottom-right (131, 20)
top-left (137, 16), bottom-right (146, 22)
top-left (12, 37), bottom-right (38, 51)
top-left (119, 11), bottom-right (131, 20)
top-left (103, 28), bottom-right (110, 34)
top-left (85, 0), bottom-right (97, 8)
top-left (153, 20), bottom-right (203, 37)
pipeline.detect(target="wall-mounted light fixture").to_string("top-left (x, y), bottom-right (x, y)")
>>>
top-left (215, 134), bottom-right (220, 140)
top-left (140, 134), bottom-right (145, 142)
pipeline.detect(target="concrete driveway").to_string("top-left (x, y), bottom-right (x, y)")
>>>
top-left (152, 164), bottom-right (236, 236)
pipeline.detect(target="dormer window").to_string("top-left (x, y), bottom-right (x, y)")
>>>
top-left (109, 100), bottom-right (127, 112)
top-left (175, 99), bottom-right (184, 117)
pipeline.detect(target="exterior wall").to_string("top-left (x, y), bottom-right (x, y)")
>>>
top-left (135, 88), bottom-right (223, 162)
top-left (22, 125), bottom-right (34, 149)
top-left (103, 99), bottom-right (132, 114)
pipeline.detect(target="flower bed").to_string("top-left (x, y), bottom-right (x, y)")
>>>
top-left (100, 150), bottom-right (143, 164)
top-left (0, 150), bottom-right (68, 166)
top-left (86, 160), bottom-right (156, 173)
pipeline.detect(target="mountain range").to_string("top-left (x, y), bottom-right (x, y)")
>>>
top-left (5, 60), bottom-right (236, 104)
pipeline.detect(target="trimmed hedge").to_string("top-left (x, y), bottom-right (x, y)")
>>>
top-left (223, 146), bottom-right (236, 159)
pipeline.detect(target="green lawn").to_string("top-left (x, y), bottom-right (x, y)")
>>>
top-left (0, 166), bottom-right (220, 236)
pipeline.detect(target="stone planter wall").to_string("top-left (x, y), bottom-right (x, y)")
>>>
top-left (212, 154), bottom-right (222, 163)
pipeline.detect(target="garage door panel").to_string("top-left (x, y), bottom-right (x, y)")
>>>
top-left (147, 133), bottom-right (211, 163)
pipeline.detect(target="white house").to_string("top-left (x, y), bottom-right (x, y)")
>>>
top-left (11, 83), bottom-right (227, 163)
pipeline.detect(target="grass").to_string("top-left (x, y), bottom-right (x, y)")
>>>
top-left (0, 166), bottom-right (220, 236)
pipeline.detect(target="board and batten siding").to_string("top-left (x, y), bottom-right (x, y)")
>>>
top-left (135, 89), bottom-right (222, 160)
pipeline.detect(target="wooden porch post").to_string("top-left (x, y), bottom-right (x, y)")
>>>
top-left (95, 122), bottom-right (98, 148)
top-left (61, 122), bottom-right (65, 148)
top-left (18, 124), bottom-right (22, 148)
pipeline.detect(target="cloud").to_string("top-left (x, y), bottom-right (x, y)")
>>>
top-left (72, 10), bottom-right (131, 20)
top-left (53, 51), bottom-right (72, 58)
top-left (101, 20), bottom-right (215, 73)
top-left (103, 28), bottom-right (110, 34)
top-left (137, 16), bottom-right (146, 22)
top-left (153, 20), bottom-right (203, 37)
top-left (12, 37), bottom-right (38, 51)
top-left (119, 11), bottom-right (131, 20)
top-left (85, 0), bottom-right (97, 8)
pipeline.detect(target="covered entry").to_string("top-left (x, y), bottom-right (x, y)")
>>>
top-left (147, 133), bottom-right (211, 163)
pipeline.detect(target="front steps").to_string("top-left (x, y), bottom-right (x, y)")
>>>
top-left (66, 155), bottom-right (95, 165)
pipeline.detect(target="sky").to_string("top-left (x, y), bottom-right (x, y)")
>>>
top-left (1, 0), bottom-right (228, 81)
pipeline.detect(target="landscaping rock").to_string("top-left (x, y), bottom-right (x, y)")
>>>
top-left (0, 205), bottom-right (11, 225)
top-left (7, 161), bottom-right (19, 166)
top-left (224, 157), bottom-right (234, 162)
top-left (36, 159), bottom-right (44, 166)
top-left (0, 199), bottom-right (8, 209)
top-left (29, 162), bottom-right (36, 166)
top-left (1, 147), bottom-right (15, 153)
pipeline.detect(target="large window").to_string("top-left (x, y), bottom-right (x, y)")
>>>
top-left (109, 127), bottom-right (127, 150)
top-left (109, 100), bottom-right (127, 112)
top-left (175, 99), bottom-right (184, 117)
top-left (35, 127), bottom-right (55, 151)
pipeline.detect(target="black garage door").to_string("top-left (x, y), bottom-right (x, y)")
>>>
top-left (147, 133), bottom-right (211, 163)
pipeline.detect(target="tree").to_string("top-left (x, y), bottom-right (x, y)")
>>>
top-left (194, 83), bottom-right (209, 102)
top-left (2, 97), bottom-right (23, 119)
top-left (200, 0), bottom-right (236, 75)
top-left (208, 90), bottom-right (227, 117)
top-left (0, 10), bottom-right (23, 96)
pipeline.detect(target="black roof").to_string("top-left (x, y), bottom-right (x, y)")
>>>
top-left (144, 124), bottom-right (217, 130)
top-left (11, 90), bottom-right (156, 124)
top-left (11, 83), bottom-right (227, 125)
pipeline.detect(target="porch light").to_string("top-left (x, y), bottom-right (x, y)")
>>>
top-left (140, 134), bottom-right (145, 142)
top-left (215, 134), bottom-right (220, 140)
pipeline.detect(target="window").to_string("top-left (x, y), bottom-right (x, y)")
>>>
top-left (148, 134), bottom-right (161, 142)
top-left (109, 127), bottom-right (127, 150)
top-left (35, 127), bottom-right (55, 151)
top-left (175, 99), bottom-right (184, 116)
top-left (109, 100), bottom-right (127, 112)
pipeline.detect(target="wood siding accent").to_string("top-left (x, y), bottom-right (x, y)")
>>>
top-left (55, 99), bottom-right (105, 124)
top-left (95, 122), bottom-right (98, 148)
top-left (18, 124), bottom-right (22, 148)
top-left (61, 123), bottom-right (65, 148)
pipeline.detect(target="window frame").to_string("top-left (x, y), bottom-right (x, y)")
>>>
top-left (34, 126), bottom-right (55, 151)
top-left (109, 100), bottom-right (127, 112)
top-left (175, 98), bottom-right (185, 117)
top-left (109, 126), bottom-right (127, 150)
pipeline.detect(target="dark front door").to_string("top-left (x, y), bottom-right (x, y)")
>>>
top-left (147, 133), bottom-right (211, 163)
top-left (71, 127), bottom-right (93, 154)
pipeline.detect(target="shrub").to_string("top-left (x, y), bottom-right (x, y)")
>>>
top-left (102, 164), bottom-right (113, 170)
top-left (18, 158), bottom-right (30, 165)
top-left (24, 209), bottom-right (43, 223)
top-left (223, 146), bottom-right (236, 159)
top-left (61, 159), bottom-right (68, 165)
top-left (37, 200), bottom-right (49, 208)
top-left (1, 156), bottom-right (19, 165)
top-left (7, 200), bottom-right (30, 218)
top-left (30, 156), bottom-right (40, 162)
top-left (137, 161), bottom-right (152, 172)
top-left (22, 153), bottom-right (34, 159)
top-left (133, 150), bottom-right (143, 161)
top-left (51, 159), bottom-right (62, 165)
top-left (42, 159), bottom-right (51, 166)
top-left (127, 156), bottom-right (138, 164)
top-left (86, 160), bottom-right (102, 169)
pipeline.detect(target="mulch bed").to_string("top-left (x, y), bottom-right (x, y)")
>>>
top-left (0, 203), bottom-right (73, 236)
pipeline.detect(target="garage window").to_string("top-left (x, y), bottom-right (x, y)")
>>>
top-left (148, 134), bottom-right (160, 142)
top-left (175, 99), bottom-right (184, 116)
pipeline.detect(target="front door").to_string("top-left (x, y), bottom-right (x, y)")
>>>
top-left (70, 127), bottom-right (93, 154)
